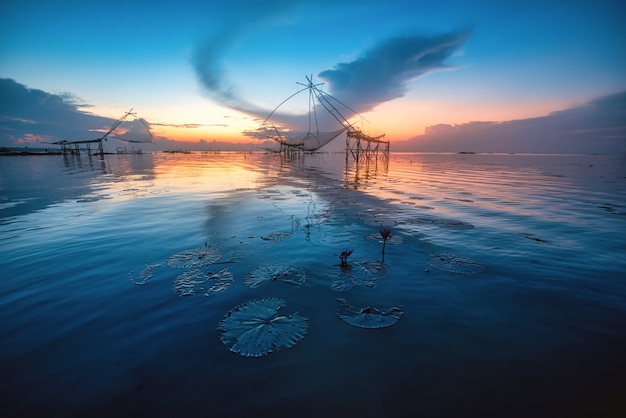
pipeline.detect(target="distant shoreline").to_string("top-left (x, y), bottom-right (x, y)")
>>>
top-left (0, 147), bottom-right (618, 157)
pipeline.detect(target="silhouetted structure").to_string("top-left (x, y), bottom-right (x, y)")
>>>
top-left (52, 109), bottom-right (153, 157)
top-left (346, 129), bottom-right (389, 163)
top-left (257, 76), bottom-right (389, 160)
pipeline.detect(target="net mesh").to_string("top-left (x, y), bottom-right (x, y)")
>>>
top-left (276, 128), bottom-right (345, 151)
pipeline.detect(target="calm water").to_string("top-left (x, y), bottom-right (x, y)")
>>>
top-left (1, 152), bottom-right (625, 417)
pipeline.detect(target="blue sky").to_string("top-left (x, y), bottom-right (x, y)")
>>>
top-left (1, 0), bottom-right (624, 152)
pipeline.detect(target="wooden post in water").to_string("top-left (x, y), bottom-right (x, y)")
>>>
top-left (345, 129), bottom-right (389, 164)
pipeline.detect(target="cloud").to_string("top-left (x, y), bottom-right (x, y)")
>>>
top-left (192, 0), bottom-right (308, 116)
top-left (395, 91), bottom-right (626, 154)
top-left (0, 79), bottom-right (238, 150)
top-left (318, 30), bottom-right (472, 113)
top-left (150, 122), bottom-right (228, 128)
top-left (192, 1), bottom-right (471, 133)
top-left (0, 78), bottom-right (117, 147)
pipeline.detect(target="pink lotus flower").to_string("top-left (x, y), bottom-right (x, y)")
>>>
top-left (339, 249), bottom-right (353, 266)
top-left (379, 228), bottom-right (391, 262)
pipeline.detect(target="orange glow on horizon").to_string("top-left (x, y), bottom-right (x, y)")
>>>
top-left (93, 94), bottom-right (585, 147)
top-left (363, 96), bottom-right (583, 141)
top-left (150, 126), bottom-right (256, 144)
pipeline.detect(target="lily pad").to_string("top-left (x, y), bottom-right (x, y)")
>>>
top-left (243, 264), bottom-right (306, 288)
top-left (427, 251), bottom-right (486, 274)
top-left (261, 231), bottom-right (292, 243)
top-left (205, 268), bottom-right (236, 294)
top-left (219, 298), bottom-right (309, 357)
top-left (336, 298), bottom-right (404, 329)
top-left (330, 276), bottom-right (356, 292)
top-left (128, 262), bottom-right (161, 286)
top-left (329, 258), bottom-right (389, 291)
top-left (329, 269), bottom-right (377, 292)
top-left (173, 268), bottom-right (234, 296)
top-left (350, 257), bottom-right (391, 280)
top-left (166, 245), bottom-right (221, 268)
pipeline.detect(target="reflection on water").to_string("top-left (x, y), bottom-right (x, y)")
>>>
top-left (1, 152), bottom-right (625, 417)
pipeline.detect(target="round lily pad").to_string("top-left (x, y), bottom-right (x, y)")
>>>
top-left (329, 258), bottom-right (388, 291)
top-left (336, 298), bottom-right (404, 329)
top-left (219, 298), bottom-right (309, 357)
top-left (350, 258), bottom-right (390, 280)
top-left (260, 231), bottom-right (292, 243)
top-left (243, 264), bottom-right (306, 288)
top-left (173, 268), bottom-right (234, 296)
top-left (427, 251), bottom-right (486, 274)
top-left (166, 245), bottom-right (221, 268)
top-left (128, 262), bottom-right (161, 286)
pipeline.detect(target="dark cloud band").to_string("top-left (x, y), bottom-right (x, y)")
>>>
top-left (318, 30), bottom-right (472, 113)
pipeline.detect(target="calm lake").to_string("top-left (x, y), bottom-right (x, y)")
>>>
top-left (1, 151), bottom-right (625, 417)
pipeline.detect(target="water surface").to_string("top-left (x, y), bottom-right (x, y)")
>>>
top-left (1, 152), bottom-right (625, 417)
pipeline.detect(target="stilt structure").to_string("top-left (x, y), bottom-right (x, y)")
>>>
top-left (346, 129), bottom-right (390, 163)
top-left (256, 76), bottom-right (389, 160)
top-left (55, 138), bottom-right (104, 157)
top-left (52, 109), bottom-right (153, 157)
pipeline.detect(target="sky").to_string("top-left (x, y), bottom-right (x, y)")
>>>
top-left (1, 0), bottom-right (625, 153)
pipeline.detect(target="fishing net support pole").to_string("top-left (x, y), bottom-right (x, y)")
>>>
top-left (256, 76), bottom-right (390, 158)
top-left (345, 129), bottom-right (390, 164)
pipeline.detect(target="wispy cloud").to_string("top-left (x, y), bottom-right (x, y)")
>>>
top-left (318, 30), bottom-right (472, 113)
top-left (150, 122), bottom-right (229, 128)
top-left (190, 0), bottom-right (470, 118)
top-left (192, 0), bottom-right (308, 115)
top-left (193, 6), bottom-right (471, 132)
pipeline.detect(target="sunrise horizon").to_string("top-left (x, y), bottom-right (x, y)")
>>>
top-left (2, 0), bottom-right (624, 155)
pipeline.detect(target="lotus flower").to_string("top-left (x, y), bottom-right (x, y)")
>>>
top-left (339, 249), bottom-right (353, 266)
top-left (379, 228), bottom-right (391, 262)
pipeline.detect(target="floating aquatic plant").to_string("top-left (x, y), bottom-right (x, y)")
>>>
top-left (219, 298), bottom-right (309, 357)
top-left (329, 257), bottom-right (389, 291)
top-left (243, 264), bottom-right (306, 288)
top-left (166, 244), bottom-right (221, 269)
top-left (427, 251), bottom-right (486, 275)
top-left (261, 231), bottom-right (292, 244)
top-left (380, 228), bottom-right (391, 262)
top-left (330, 275), bottom-right (356, 291)
top-left (204, 268), bottom-right (236, 294)
top-left (128, 262), bottom-right (161, 286)
top-left (352, 257), bottom-right (390, 280)
top-left (173, 268), bottom-right (234, 296)
top-left (336, 298), bottom-right (403, 329)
